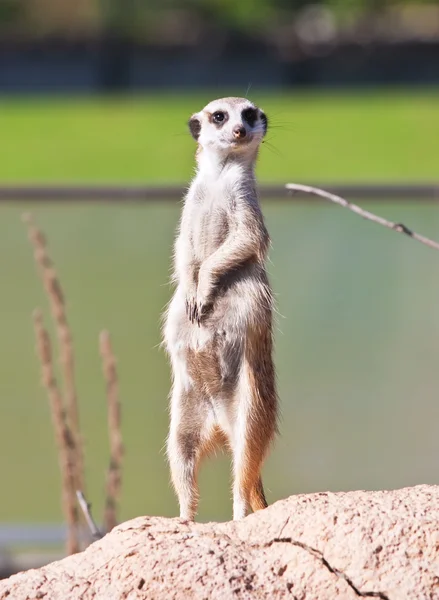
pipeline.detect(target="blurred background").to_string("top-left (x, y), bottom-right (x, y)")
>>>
top-left (1, 0), bottom-right (439, 577)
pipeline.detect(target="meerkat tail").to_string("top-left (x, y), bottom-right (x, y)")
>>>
top-left (231, 354), bottom-right (276, 520)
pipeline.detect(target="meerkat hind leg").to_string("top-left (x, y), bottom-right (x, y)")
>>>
top-left (167, 382), bottom-right (215, 522)
top-left (231, 428), bottom-right (268, 520)
top-left (231, 414), bottom-right (270, 519)
top-left (231, 361), bottom-right (275, 520)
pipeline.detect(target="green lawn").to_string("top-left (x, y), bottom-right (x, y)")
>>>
top-left (1, 90), bottom-right (439, 529)
top-left (0, 90), bottom-right (438, 183)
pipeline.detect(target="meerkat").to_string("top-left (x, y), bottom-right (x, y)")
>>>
top-left (163, 96), bottom-right (278, 521)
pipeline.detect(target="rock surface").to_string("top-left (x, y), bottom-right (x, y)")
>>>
top-left (1, 485), bottom-right (438, 599)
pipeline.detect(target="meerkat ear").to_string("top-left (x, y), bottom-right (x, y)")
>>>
top-left (260, 111), bottom-right (268, 136)
top-left (188, 115), bottom-right (201, 141)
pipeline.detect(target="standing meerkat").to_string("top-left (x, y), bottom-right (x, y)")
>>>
top-left (163, 96), bottom-right (278, 521)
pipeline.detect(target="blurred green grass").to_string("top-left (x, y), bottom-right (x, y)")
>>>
top-left (1, 90), bottom-right (439, 526)
top-left (0, 90), bottom-right (438, 183)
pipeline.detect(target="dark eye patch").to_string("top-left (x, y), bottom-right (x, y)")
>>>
top-left (211, 111), bottom-right (228, 126)
top-left (242, 107), bottom-right (258, 127)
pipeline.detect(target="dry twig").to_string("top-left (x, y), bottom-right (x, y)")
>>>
top-left (286, 183), bottom-right (439, 252)
top-left (100, 330), bottom-right (124, 532)
top-left (33, 309), bottom-right (80, 555)
top-left (23, 214), bottom-right (85, 493)
top-left (76, 491), bottom-right (103, 541)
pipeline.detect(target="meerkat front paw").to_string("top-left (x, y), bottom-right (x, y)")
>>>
top-left (183, 280), bottom-right (199, 324)
top-left (185, 290), bottom-right (198, 324)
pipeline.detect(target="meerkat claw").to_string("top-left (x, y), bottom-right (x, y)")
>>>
top-left (186, 298), bottom-right (198, 323)
top-left (192, 303), bottom-right (198, 324)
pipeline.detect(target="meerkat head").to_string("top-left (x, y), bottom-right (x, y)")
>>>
top-left (188, 97), bottom-right (268, 163)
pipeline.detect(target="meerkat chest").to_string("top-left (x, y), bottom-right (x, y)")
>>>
top-left (188, 177), bottom-right (237, 261)
top-left (191, 200), bottom-right (230, 261)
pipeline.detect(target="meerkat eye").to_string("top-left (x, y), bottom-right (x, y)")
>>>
top-left (242, 107), bottom-right (258, 127)
top-left (212, 111), bottom-right (227, 124)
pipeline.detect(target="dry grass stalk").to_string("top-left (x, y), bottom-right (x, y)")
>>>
top-left (100, 330), bottom-right (124, 532)
top-left (22, 213), bottom-right (85, 494)
top-left (33, 309), bottom-right (80, 555)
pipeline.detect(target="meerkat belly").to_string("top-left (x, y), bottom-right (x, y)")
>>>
top-left (166, 276), bottom-right (272, 399)
top-left (191, 207), bottom-right (229, 263)
top-left (210, 265), bottom-right (273, 332)
top-left (166, 262), bottom-right (270, 345)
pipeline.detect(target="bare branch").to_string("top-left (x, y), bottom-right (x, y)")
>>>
top-left (99, 330), bottom-right (124, 533)
top-left (76, 491), bottom-right (103, 541)
top-left (23, 213), bottom-right (85, 494)
top-left (33, 309), bottom-right (80, 555)
top-left (286, 183), bottom-right (439, 252)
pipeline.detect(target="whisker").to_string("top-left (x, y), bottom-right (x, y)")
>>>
top-left (262, 140), bottom-right (283, 158)
top-left (267, 124), bottom-right (296, 132)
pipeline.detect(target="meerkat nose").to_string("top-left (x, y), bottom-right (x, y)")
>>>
top-left (233, 125), bottom-right (246, 139)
